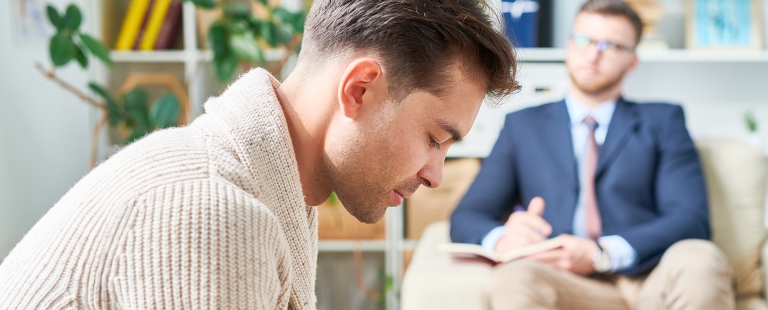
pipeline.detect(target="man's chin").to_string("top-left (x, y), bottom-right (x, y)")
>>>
top-left (346, 205), bottom-right (389, 224)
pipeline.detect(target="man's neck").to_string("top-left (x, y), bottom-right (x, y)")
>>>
top-left (568, 84), bottom-right (622, 108)
top-left (275, 73), bottom-right (333, 207)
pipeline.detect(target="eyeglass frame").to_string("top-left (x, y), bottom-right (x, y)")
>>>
top-left (568, 33), bottom-right (636, 54)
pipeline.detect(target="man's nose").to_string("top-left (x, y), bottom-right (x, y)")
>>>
top-left (585, 43), bottom-right (602, 61)
top-left (418, 157), bottom-right (444, 189)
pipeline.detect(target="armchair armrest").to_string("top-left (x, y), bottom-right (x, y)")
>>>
top-left (401, 222), bottom-right (493, 310)
top-left (761, 237), bottom-right (768, 300)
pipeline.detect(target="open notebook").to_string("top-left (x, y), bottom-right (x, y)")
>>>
top-left (438, 236), bottom-right (564, 264)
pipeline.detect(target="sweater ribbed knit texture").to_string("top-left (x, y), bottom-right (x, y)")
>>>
top-left (0, 68), bottom-right (318, 309)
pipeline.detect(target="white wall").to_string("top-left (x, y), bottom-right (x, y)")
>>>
top-left (0, 0), bottom-right (93, 260)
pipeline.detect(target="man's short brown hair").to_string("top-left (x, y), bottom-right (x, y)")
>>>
top-left (301, 0), bottom-right (519, 102)
top-left (579, 0), bottom-right (644, 45)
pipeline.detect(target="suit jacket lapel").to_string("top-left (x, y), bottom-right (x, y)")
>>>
top-left (596, 98), bottom-right (639, 177)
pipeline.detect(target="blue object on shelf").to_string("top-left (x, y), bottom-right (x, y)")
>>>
top-left (502, 0), bottom-right (540, 47)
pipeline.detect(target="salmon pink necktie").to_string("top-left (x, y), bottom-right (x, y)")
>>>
top-left (582, 116), bottom-right (602, 240)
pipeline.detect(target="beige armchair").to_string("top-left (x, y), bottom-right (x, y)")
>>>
top-left (403, 139), bottom-right (768, 310)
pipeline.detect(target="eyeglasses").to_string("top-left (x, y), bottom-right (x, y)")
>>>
top-left (568, 34), bottom-right (635, 54)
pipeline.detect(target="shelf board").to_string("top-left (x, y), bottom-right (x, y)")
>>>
top-left (517, 48), bottom-right (567, 62)
top-left (403, 240), bottom-right (418, 251)
top-left (109, 48), bottom-right (768, 64)
top-left (198, 49), bottom-right (287, 62)
top-left (110, 50), bottom-right (190, 63)
top-left (638, 50), bottom-right (768, 62)
top-left (110, 49), bottom-right (284, 64)
top-left (518, 48), bottom-right (768, 63)
top-left (317, 240), bottom-right (418, 252)
top-left (318, 240), bottom-right (387, 252)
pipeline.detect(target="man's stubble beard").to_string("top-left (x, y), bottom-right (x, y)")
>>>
top-left (569, 70), bottom-right (625, 96)
top-left (324, 113), bottom-right (399, 224)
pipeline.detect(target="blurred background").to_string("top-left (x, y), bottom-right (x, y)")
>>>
top-left (3, 0), bottom-right (768, 309)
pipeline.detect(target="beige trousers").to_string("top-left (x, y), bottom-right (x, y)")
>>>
top-left (490, 239), bottom-right (735, 310)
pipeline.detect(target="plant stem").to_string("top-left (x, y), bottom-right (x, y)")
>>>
top-left (35, 62), bottom-right (106, 111)
top-left (353, 236), bottom-right (381, 301)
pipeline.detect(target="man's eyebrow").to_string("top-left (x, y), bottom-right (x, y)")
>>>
top-left (436, 119), bottom-right (463, 143)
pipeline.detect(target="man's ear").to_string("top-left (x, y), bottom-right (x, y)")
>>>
top-left (627, 53), bottom-right (639, 72)
top-left (337, 58), bottom-right (387, 119)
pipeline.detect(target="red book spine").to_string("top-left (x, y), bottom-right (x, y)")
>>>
top-left (153, 0), bottom-right (183, 50)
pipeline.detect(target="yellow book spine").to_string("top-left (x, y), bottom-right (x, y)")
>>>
top-left (139, 0), bottom-right (173, 50)
top-left (115, 0), bottom-right (153, 50)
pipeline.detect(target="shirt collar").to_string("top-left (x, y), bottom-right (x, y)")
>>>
top-left (565, 95), bottom-right (617, 128)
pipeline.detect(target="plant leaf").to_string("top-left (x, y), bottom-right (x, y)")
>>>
top-left (214, 53), bottom-right (238, 81)
top-left (46, 5), bottom-right (64, 30)
top-left (122, 88), bottom-right (149, 110)
top-left (224, 4), bottom-right (250, 19)
top-left (261, 22), bottom-right (280, 47)
top-left (183, 0), bottom-right (217, 9)
top-left (227, 19), bottom-right (250, 33)
top-left (247, 18), bottom-right (262, 34)
top-left (149, 93), bottom-right (181, 129)
top-left (74, 45), bottom-right (88, 68)
top-left (258, 0), bottom-right (268, 6)
top-left (79, 34), bottom-right (113, 66)
top-left (229, 31), bottom-right (260, 62)
top-left (746, 111), bottom-right (758, 132)
top-left (272, 7), bottom-right (294, 24)
top-left (122, 88), bottom-right (151, 140)
top-left (125, 126), bottom-right (150, 144)
top-left (88, 83), bottom-right (121, 126)
top-left (292, 12), bottom-right (305, 33)
top-left (208, 24), bottom-right (227, 57)
top-left (272, 7), bottom-right (302, 36)
top-left (328, 192), bottom-right (339, 204)
top-left (50, 32), bottom-right (76, 66)
top-left (64, 4), bottom-right (82, 30)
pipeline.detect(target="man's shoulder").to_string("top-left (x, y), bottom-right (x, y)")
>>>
top-left (621, 100), bottom-right (685, 124)
top-left (624, 99), bottom-right (682, 113)
top-left (82, 126), bottom-right (216, 198)
top-left (505, 100), bottom-right (566, 122)
top-left (109, 126), bottom-right (209, 169)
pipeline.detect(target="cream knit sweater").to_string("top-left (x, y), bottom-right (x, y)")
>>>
top-left (0, 69), bottom-right (318, 309)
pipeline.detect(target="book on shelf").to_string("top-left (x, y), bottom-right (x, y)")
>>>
top-left (501, 0), bottom-right (540, 48)
top-left (154, 0), bottom-right (183, 50)
top-left (116, 0), bottom-right (183, 51)
top-left (139, 0), bottom-right (174, 50)
top-left (132, 0), bottom-right (156, 50)
top-left (115, 0), bottom-right (152, 50)
top-left (438, 236), bottom-right (563, 264)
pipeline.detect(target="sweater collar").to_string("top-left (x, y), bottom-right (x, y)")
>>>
top-left (194, 68), bottom-right (318, 309)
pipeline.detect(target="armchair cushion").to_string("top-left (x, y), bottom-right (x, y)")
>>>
top-left (697, 139), bottom-right (768, 296)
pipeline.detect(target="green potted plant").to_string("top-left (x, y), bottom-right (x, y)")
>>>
top-left (189, 0), bottom-right (306, 80)
top-left (40, 4), bottom-right (183, 169)
top-left (745, 110), bottom-right (763, 152)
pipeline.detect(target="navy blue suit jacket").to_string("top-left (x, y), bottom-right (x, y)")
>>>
top-left (450, 98), bottom-right (710, 276)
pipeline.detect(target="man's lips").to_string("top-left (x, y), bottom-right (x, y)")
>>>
top-left (394, 189), bottom-right (412, 199)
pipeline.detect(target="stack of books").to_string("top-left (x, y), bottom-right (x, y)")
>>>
top-left (115, 0), bottom-right (184, 51)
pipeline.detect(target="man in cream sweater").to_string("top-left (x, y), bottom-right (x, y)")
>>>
top-left (0, 0), bottom-right (518, 309)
